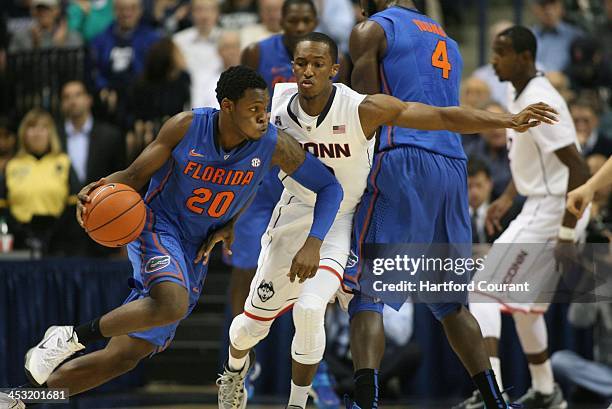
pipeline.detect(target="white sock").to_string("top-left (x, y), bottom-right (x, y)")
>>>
top-left (288, 380), bottom-right (310, 408)
top-left (490, 357), bottom-right (503, 391)
top-left (529, 360), bottom-right (554, 395)
top-left (228, 347), bottom-right (248, 372)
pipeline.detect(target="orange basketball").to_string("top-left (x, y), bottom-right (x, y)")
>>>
top-left (83, 183), bottom-right (146, 247)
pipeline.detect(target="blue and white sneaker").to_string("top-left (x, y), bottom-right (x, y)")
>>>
top-left (309, 360), bottom-right (341, 409)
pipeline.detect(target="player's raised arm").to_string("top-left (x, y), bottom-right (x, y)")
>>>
top-left (350, 20), bottom-right (385, 95)
top-left (358, 94), bottom-right (559, 139)
top-left (271, 129), bottom-right (343, 283)
top-left (76, 111), bottom-right (192, 225)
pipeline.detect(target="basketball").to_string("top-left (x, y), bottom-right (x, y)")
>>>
top-left (83, 183), bottom-right (146, 247)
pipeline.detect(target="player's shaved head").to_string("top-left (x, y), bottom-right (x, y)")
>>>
top-left (281, 0), bottom-right (316, 17)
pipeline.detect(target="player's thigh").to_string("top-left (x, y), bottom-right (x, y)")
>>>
top-left (104, 334), bottom-right (157, 364)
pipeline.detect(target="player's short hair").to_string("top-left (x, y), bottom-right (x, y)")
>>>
top-left (295, 32), bottom-right (338, 63)
top-left (467, 157), bottom-right (492, 179)
top-left (498, 26), bottom-right (537, 61)
top-left (282, 0), bottom-right (317, 18)
top-left (215, 65), bottom-right (268, 104)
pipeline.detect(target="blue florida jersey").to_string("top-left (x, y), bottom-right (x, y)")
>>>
top-left (372, 6), bottom-right (465, 159)
top-left (258, 34), bottom-right (295, 97)
top-left (144, 108), bottom-right (278, 245)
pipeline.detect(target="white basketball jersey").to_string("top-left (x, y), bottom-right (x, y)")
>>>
top-left (271, 83), bottom-right (374, 214)
top-left (506, 75), bottom-right (580, 197)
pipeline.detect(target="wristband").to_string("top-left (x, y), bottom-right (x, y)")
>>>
top-left (558, 226), bottom-right (576, 241)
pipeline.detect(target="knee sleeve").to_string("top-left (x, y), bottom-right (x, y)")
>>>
top-left (229, 313), bottom-right (272, 351)
top-left (291, 294), bottom-right (327, 365)
top-left (513, 312), bottom-right (548, 354)
top-left (470, 302), bottom-right (501, 339)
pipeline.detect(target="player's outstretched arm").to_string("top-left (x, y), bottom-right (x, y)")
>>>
top-left (357, 94), bottom-right (559, 139)
top-left (76, 112), bottom-right (192, 226)
top-left (567, 156), bottom-right (612, 218)
top-left (271, 129), bottom-right (344, 283)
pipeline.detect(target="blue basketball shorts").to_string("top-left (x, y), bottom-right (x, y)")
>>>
top-left (344, 146), bottom-right (471, 321)
top-left (224, 172), bottom-right (282, 270)
top-left (124, 209), bottom-right (207, 353)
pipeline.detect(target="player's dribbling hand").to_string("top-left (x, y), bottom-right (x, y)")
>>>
top-left (195, 221), bottom-right (235, 265)
top-left (288, 236), bottom-right (323, 283)
top-left (76, 178), bottom-right (107, 227)
top-left (566, 183), bottom-right (594, 218)
top-left (511, 102), bottom-right (558, 132)
top-left (485, 194), bottom-right (513, 236)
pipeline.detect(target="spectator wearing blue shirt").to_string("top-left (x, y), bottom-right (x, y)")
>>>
top-left (89, 0), bottom-right (160, 118)
top-left (531, 0), bottom-right (583, 72)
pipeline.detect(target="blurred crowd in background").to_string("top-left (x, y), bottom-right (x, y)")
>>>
top-left (0, 0), bottom-right (610, 404)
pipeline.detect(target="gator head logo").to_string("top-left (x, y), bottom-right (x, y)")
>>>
top-left (257, 280), bottom-right (275, 302)
top-left (145, 255), bottom-right (171, 273)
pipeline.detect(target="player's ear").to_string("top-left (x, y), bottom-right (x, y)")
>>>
top-left (220, 98), bottom-right (234, 112)
top-left (330, 63), bottom-right (340, 79)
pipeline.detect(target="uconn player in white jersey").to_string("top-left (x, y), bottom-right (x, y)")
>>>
top-left (459, 26), bottom-right (591, 409)
top-left (216, 32), bottom-right (558, 409)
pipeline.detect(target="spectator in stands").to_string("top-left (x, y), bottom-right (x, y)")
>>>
top-left (595, 0), bottom-right (612, 78)
top-left (0, 109), bottom-right (76, 254)
top-left (567, 36), bottom-right (612, 92)
top-left (218, 30), bottom-right (241, 69)
top-left (467, 158), bottom-right (495, 244)
top-left (530, 0), bottom-right (583, 72)
top-left (173, 0), bottom-right (222, 108)
top-left (219, 0), bottom-right (258, 29)
top-left (460, 77), bottom-right (491, 109)
top-left (66, 0), bottom-right (114, 42)
top-left (551, 303), bottom-right (612, 406)
top-left (60, 80), bottom-right (125, 256)
top-left (0, 117), bottom-right (16, 174)
top-left (89, 0), bottom-right (160, 117)
top-left (570, 96), bottom-right (612, 157)
top-left (142, 0), bottom-right (190, 34)
top-left (9, 0), bottom-right (83, 52)
top-left (239, 0), bottom-right (282, 49)
top-left (315, 0), bottom-right (355, 54)
top-left (472, 20), bottom-right (513, 106)
top-left (60, 80), bottom-right (125, 186)
top-left (127, 38), bottom-right (190, 124)
top-left (463, 101), bottom-right (512, 200)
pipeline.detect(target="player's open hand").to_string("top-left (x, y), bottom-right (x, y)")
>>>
top-left (76, 178), bottom-right (107, 227)
top-left (566, 183), bottom-right (594, 218)
top-left (288, 236), bottom-right (323, 283)
top-left (195, 221), bottom-right (235, 265)
top-left (485, 194), bottom-right (513, 236)
top-left (511, 102), bottom-right (558, 132)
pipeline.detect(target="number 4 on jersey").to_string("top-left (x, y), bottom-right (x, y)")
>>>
top-left (431, 40), bottom-right (452, 79)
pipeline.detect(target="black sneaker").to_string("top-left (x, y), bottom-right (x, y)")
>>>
top-left (515, 384), bottom-right (567, 409)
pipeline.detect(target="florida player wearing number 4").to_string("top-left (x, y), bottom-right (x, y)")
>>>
top-left (13, 66), bottom-right (344, 401)
top-left (217, 32), bottom-right (559, 409)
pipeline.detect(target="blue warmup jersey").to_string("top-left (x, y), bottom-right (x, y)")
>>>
top-left (258, 34), bottom-right (295, 97)
top-left (345, 7), bottom-right (471, 321)
top-left (372, 6), bottom-right (465, 159)
top-left (224, 34), bottom-right (289, 269)
top-left (125, 108), bottom-right (278, 350)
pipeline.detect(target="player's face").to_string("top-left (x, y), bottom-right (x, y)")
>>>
top-left (491, 35), bottom-right (520, 82)
top-left (281, 4), bottom-right (317, 41)
top-left (293, 41), bottom-right (339, 99)
top-left (224, 88), bottom-right (270, 141)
